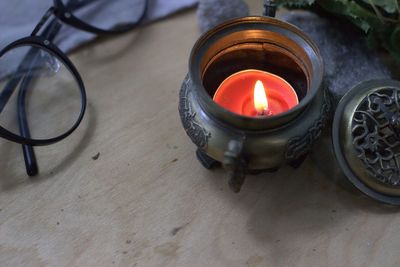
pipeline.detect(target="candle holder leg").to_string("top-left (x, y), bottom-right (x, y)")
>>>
top-left (228, 169), bottom-right (246, 193)
top-left (222, 139), bottom-right (247, 193)
top-left (196, 149), bottom-right (220, 169)
top-left (287, 153), bottom-right (308, 169)
top-left (248, 168), bottom-right (279, 175)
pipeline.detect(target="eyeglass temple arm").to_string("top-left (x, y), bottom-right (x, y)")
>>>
top-left (31, 7), bottom-right (56, 37)
top-left (30, 1), bottom-right (89, 37)
top-left (1, 0), bottom-right (119, 111)
top-left (20, 19), bottom-right (63, 176)
top-left (0, 2), bottom-right (73, 176)
top-left (0, 52), bottom-right (41, 175)
top-left (18, 0), bottom-right (122, 176)
top-left (8, 0), bottom-right (84, 175)
top-left (0, 77), bottom-right (23, 113)
top-left (0, 6), bottom-right (60, 113)
top-left (11, 0), bottom-right (131, 176)
top-left (17, 74), bottom-right (39, 176)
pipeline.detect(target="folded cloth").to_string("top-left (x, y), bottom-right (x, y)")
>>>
top-left (197, 0), bottom-right (249, 33)
top-left (0, 0), bottom-right (198, 51)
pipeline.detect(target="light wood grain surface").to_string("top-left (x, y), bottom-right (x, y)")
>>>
top-left (1, 1), bottom-right (400, 266)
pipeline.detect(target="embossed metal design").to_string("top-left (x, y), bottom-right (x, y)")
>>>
top-left (179, 76), bottom-right (211, 149)
top-left (352, 88), bottom-right (400, 186)
top-left (285, 89), bottom-right (332, 163)
top-left (178, 15), bottom-right (325, 192)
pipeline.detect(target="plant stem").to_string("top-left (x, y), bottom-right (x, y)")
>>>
top-left (368, 0), bottom-right (385, 23)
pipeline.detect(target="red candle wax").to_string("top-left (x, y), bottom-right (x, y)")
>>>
top-left (213, 70), bottom-right (299, 117)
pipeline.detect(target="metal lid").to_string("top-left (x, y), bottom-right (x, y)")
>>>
top-left (333, 79), bottom-right (400, 205)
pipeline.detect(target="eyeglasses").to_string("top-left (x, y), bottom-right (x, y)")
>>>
top-left (0, 0), bottom-right (147, 176)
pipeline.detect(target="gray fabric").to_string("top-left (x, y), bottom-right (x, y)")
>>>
top-left (0, 0), bottom-right (198, 51)
top-left (197, 0), bottom-right (249, 33)
top-left (280, 11), bottom-right (392, 100)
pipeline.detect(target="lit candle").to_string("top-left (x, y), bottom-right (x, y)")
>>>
top-left (213, 70), bottom-right (299, 117)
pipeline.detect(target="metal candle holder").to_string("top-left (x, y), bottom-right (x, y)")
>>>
top-left (179, 1), bottom-right (400, 205)
top-left (179, 12), bottom-right (329, 192)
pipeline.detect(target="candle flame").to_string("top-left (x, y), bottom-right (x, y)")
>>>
top-left (254, 80), bottom-right (269, 115)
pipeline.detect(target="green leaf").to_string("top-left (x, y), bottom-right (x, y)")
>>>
top-left (279, 0), bottom-right (400, 63)
top-left (367, 31), bottom-right (379, 47)
top-left (386, 45), bottom-right (400, 64)
top-left (390, 25), bottom-right (400, 53)
top-left (276, 0), bottom-right (316, 7)
top-left (317, 0), bottom-right (382, 31)
top-left (361, 0), bottom-right (398, 14)
top-left (350, 17), bottom-right (372, 32)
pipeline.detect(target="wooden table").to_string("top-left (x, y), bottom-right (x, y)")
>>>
top-left (1, 1), bottom-right (400, 266)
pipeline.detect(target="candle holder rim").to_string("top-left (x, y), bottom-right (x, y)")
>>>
top-left (188, 16), bottom-right (324, 130)
top-left (190, 16), bottom-right (322, 55)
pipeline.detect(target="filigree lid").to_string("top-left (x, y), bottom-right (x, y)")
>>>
top-left (333, 79), bottom-right (400, 205)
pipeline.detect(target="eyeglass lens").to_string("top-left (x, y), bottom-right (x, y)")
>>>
top-left (0, 45), bottom-right (83, 141)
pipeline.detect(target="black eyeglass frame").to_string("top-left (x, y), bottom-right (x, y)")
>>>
top-left (52, 0), bottom-right (148, 35)
top-left (0, 37), bottom-right (87, 146)
top-left (0, 0), bottom-right (148, 175)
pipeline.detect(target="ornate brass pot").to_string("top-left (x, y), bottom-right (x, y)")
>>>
top-left (179, 16), bottom-right (329, 192)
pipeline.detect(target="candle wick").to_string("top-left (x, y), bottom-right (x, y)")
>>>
top-left (258, 108), bottom-right (273, 117)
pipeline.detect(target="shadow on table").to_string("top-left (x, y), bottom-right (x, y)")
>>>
top-left (203, 147), bottom-right (400, 264)
top-left (69, 28), bottom-right (146, 65)
top-left (0, 103), bottom-right (97, 191)
top-left (68, 7), bottom-right (197, 65)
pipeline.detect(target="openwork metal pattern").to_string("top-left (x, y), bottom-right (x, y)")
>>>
top-left (352, 88), bottom-right (400, 186)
